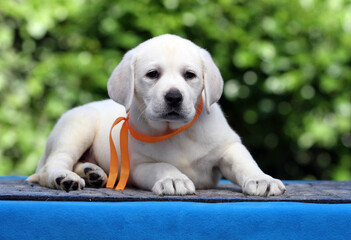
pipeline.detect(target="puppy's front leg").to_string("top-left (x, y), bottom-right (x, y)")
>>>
top-left (219, 142), bottom-right (285, 196)
top-left (132, 162), bottom-right (195, 195)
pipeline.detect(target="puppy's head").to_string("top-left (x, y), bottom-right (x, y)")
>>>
top-left (108, 34), bottom-right (223, 125)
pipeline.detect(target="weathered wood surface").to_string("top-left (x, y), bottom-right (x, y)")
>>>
top-left (1, 178), bottom-right (350, 203)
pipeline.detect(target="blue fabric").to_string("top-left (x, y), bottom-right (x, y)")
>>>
top-left (1, 200), bottom-right (351, 240)
top-left (0, 176), bottom-right (26, 179)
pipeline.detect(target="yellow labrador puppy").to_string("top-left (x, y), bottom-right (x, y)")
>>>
top-left (27, 34), bottom-right (285, 196)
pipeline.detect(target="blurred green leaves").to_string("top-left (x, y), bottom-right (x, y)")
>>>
top-left (0, 0), bottom-right (350, 180)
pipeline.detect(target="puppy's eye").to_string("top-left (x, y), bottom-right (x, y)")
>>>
top-left (184, 71), bottom-right (196, 80)
top-left (146, 70), bottom-right (160, 79)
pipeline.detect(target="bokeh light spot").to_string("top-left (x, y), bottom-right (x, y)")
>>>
top-left (224, 79), bottom-right (240, 100)
top-left (300, 85), bottom-right (315, 99)
top-left (259, 98), bottom-right (275, 113)
top-left (244, 110), bottom-right (258, 124)
top-left (243, 71), bottom-right (258, 85)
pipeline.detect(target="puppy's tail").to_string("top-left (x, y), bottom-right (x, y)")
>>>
top-left (26, 173), bottom-right (39, 183)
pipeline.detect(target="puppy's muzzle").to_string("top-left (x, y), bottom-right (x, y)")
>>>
top-left (165, 89), bottom-right (183, 108)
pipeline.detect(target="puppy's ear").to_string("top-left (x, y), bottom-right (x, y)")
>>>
top-left (200, 49), bottom-right (224, 113)
top-left (107, 49), bottom-right (136, 112)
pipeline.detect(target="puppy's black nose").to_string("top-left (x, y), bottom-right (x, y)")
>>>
top-left (165, 89), bottom-right (183, 108)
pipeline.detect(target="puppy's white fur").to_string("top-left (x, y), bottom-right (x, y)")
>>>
top-left (28, 34), bottom-right (285, 196)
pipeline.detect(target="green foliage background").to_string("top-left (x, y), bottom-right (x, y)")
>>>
top-left (0, 0), bottom-right (350, 180)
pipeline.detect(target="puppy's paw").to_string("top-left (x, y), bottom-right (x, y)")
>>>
top-left (242, 175), bottom-right (285, 196)
top-left (152, 177), bottom-right (195, 196)
top-left (52, 170), bottom-right (85, 192)
top-left (75, 163), bottom-right (107, 188)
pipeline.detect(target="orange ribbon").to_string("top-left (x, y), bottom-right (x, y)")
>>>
top-left (106, 97), bottom-right (204, 190)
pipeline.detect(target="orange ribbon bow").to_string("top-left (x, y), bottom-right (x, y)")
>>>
top-left (106, 97), bottom-right (204, 190)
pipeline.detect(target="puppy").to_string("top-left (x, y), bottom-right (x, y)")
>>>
top-left (27, 34), bottom-right (285, 196)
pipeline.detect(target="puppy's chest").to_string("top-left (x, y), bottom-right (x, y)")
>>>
top-left (132, 135), bottom-right (217, 167)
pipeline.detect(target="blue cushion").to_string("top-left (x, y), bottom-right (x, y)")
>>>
top-left (1, 200), bottom-right (351, 240)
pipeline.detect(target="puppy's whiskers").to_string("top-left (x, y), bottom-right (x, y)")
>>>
top-left (136, 104), bottom-right (147, 123)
